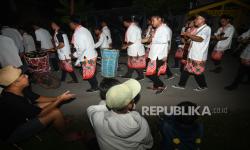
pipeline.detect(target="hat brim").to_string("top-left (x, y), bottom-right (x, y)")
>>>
top-left (123, 79), bottom-right (141, 100)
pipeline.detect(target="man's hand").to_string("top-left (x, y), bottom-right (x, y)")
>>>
top-left (57, 91), bottom-right (76, 102)
top-left (47, 48), bottom-right (56, 52)
top-left (181, 32), bottom-right (191, 37)
top-left (121, 44), bottom-right (128, 50)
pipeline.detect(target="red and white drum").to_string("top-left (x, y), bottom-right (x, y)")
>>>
top-left (24, 51), bottom-right (50, 73)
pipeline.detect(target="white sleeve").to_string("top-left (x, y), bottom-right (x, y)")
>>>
top-left (35, 31), bottom-right (41, 41)
top-left (95, 34), bottom-right (105, 48)
top-left (74, 35), bottom-right (87, 65)
top-left (214, 28), bottom-right (221, 36)
top-left (224, 27), bottom-right (235, 38)
top-left (87, 105), bottom-right (108, 126)
top-left (152, 29), bottom-right (168, 44)
top-left (128, 27), bottom-right (138, 43)
top-left (198, 28), bottom-right (210, 41)
top-left (239, 29), bottom-right (250, 39)
top-left (107, 30), bottom-right (112, 44)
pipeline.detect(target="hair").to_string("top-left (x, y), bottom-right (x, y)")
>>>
top-left (187, 16), bottom-right (196, 21)
top-left (94, 26), bottom-right (102, 31)
top-left (123, 16), bottom-right (132, 23)
top-left (51, 18), bottom-right (62, 27)
top-left (220, 14), bottom-right (232, 21)
top-left (151, 14), bottom-right (163, 19)
top-left (174, 101), bottom-right (199, 125)
top-left (69, 15), bottom-right (82, 24)
top-left (196, 12), bottom-right (209, 22)
top-left (99, 78), bottom-right (120, 100)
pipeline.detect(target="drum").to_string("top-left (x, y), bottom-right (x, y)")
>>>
top-left (101, 49), bottom-right (119, 78)
top-left (24, 51), bottom-right (50, 73)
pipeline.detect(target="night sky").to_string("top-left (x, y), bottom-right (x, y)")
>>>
top-left (0, 0), bottom-right (134, 26)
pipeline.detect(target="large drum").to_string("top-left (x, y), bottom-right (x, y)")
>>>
top-left (101, 49), bottom-right (119, 78)
top-left (24, 51), bottom-right (50, 73)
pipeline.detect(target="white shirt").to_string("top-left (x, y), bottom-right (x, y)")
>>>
top-left (0, 35), bottom-right (22, 67)
top-left (102, 26), bottom-right (112, 45)
top-left (240, 29), bottom-right (250, 60)
top-left (145, 25), bottom-right (153, 38)
top-left (166, 24), bottom-right (172, 51)
top-left (188, 24), bottom-right (211, 61)
top-left (72, 26), bottom-right (97, 65)
top-left (214, 24), bottom-right (235, 51)
top-left (23, 33), bottom-right (36, 53)
top-left (54, 30), bottom-right (71, 60)
top-left (1, 26), bottom-right (24, 53)
top-left (148, 24), bottom-right (171, 60)
top-left (87, 103), bottom-right (153, 150)
top-left (35, 28), bottom-right (53, 50)
top-left (125, 23), bottom-right (145, 56)
top-left (95, 32), bottom-right (110, 49)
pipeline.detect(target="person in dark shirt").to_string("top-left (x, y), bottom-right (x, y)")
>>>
top-left (0, 66), bottom-right (77, 143)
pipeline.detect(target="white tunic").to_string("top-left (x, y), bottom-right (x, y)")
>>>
top-left (87, 103), bottom-right (153, 150)
top-left (23, 33), bottom-right (36, 53)
top-left (95, 32), bottom-right (110, 49)
top-left (54, 31), bottom-right (71, 60)
top-left (72, 26), bottom-right (97, 65)
top-left (1, 26), bottom-right (24, 53)
top-left (125, 23), bottom-right (145, 57)
top-left (102, 26), bottom-right (112, 45)
top-left (188, 24), bottom-right (211, 61)
top-left (240, 29), bottom-right (250, 60)
top-left (166, 24), bottom-right (172, 52)
top-left (214, 24), bottom-right (235, 51)
top-left (148, 24), bottom-right (171, 60)
top-left (0, 35), bottom-right (23, 67)
top-left (35, 28), bottom-right (53, 50)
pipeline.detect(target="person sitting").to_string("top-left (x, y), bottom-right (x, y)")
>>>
top-left (87, 79), bottom-right (153, 150)
top-left (99, 78), bottom-right (120, 101)
top-left (0, 66), bottom-right (80, 143)
top-left (159, 101), bottom-right (203, 150)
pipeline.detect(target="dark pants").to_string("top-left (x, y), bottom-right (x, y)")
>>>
top-left (213, 60), bottom-right (221, 66)
top-left (61, 70), bottom-right (78, 82)
top-left (50, 58), bottom-right (59, 71)
top-left (87, 75), bottom-right (98, 89)
top-left (166, 56), bottom-right (173, 77)
top-left (147, 59), bottom-right (165, 88)
top-left (230, 63), bottom-right (250, 87)
top-left (166, 65), bottom-right (173, 77)
top-left (178, 70), bottom-right (207, 88)
top-left (126, 68), bottom-right (144, 77)
top-left (173, 57), bottom-right (180, 67)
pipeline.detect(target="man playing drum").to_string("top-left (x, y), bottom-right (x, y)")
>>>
top-left (69, 17), bottom-right (99, 92)
top-left (121, 17), bottom-right (145, 81)
top-left (49, 20), bottom-right (78, 84)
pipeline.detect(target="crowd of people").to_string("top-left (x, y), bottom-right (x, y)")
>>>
top-left (0, 13), bottom-right (250, 149)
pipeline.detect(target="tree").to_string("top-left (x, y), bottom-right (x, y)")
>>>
top-left (55, 0), bottom-right (93, 22)
top-left (132, 0), bottom-right (189, 15)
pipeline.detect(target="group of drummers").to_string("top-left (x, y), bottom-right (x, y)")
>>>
top-left (22, 13), bottom-right (250, 93)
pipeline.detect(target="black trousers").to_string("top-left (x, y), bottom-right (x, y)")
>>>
top-left (166, 65), bottom-right (173, 77)
top-left (178, 70), bottom-right (207, 88)
top-left (147, 59), bottom-right (165, 88)
top-left (213, 60), bottom-right (221, 66)
top-left (231, 63), bottom-right (250, 87)
top-left (61, 70), bottom-right (78, 82)
top-left (126, 68), bottom-right (144, 77)
top-left (50, 58), bottom-right (59, 71)
top-left (87, 75), bottom-right (98, 89)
